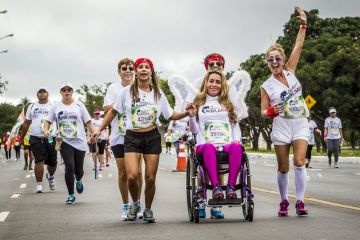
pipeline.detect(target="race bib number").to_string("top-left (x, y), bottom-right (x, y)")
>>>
top-left (118, 113), bottom-right (127, 134)
top-left (284, 95), bottom-right (307, 119)
top-left (205, 121), bottom-right (230, 144)
top-left (131, 105), bottom-right (157, 128)
top-left (309, 131), bottom-right (314, 143)
top-left (59, 120), bottom-right (78, 138)
top-left (330, 127), bottom-right (340, 136)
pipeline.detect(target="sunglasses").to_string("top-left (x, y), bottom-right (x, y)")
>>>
top-left (267, 57), bottom-right (283, 64)
top-left (208, 61), bottom-right (223, 68)
top-left (61, 88), bottom-right (73, 92)
top-left (121, 66), bottom-right (134, 72)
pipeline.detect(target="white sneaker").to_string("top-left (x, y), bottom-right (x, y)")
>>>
top-left (335, 163), bottom-right (339, 168)
top-left (121, 204), bottom-right (130, 221)
top-left (46, 173), bottom-right (56, 190)
top-left (137, 205), bottom-right (143, 219)
top-left (36, 183), bottom-right (43, 193)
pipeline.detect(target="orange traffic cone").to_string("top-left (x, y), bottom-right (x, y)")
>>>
top-left (172, 139), bottom-right (186, 172)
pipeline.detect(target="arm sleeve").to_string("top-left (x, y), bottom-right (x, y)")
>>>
top-left (103, 84), bottom-right (115, 107)
top-left (231, 123), bottom-right (242, 142)
top-left (188, 116), bottom-right (199, 134)
top-left (80, 103), bottom-right (92, 123)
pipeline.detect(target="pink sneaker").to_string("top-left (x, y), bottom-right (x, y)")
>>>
top-left (278, 199), bottom-right (289, 216)
top-left (295, 200), bottom-right (308, 215)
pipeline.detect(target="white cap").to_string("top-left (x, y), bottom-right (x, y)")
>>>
top-left (60, 81), bottom-right (73, 90)
top-left (329, 107), bottom-right (336, 113)
top-left (37, 86), bottom-right (48, 92)
top-left (6, 131), bottom-right (10, 135)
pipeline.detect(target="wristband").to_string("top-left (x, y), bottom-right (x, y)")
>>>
top-left (300, 24), bottom-right (307, 29)
top-left (266, 105), bottom-right (279, 118)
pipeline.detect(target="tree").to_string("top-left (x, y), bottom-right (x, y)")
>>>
top-left (76, 84), bottom-right (107, 115)
top-left (17, 97), bottom-right (32, 110)
top-left (0, 103), bottom-right (22, 136)
top-left (0, 74), bottom-right (8, 96)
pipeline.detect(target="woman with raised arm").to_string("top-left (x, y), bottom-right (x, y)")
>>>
top-left (92, 58), bottom-right (190, 223)
top-left (260, 6), bottom-right (309, 216)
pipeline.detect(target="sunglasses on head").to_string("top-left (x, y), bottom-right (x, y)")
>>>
top-left (61, 88), bottom-right (73, 92)
top-left (208, 61), bottom-right (223, 68)
top-left (121, 66), bottom-right (134, 72)
top-left (267, 56), bottom-right (283, 64)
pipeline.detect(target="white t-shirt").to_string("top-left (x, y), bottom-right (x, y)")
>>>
top-left (261, 71), bottom-right (309, 119)
top-left (308, 120), bottom-right (318, 145)
top-left (25, 102), bottom-right (57, 137)
top-left (113, 86), bottom-right (174, 130)
top-left (190, 95), bottom-right (241, 146)
top-left (92, 118), bottom-right (106, 140)
top-left (168, 120), bottom-right (188, 141)
top-left (47, 100), bottom-right (91, 151)
top-left (324, 117), bottom-right (342, 139)
top-left (103, 82), bottom-right (128, 146)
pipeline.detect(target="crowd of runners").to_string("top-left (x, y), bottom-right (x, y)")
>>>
top-left (0, 6), bottom-right (346, 223)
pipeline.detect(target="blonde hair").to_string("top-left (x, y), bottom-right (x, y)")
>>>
top-left (265, 43), bottom-right (286, 63)
top-left (193, 71), bottom-right (237, 123)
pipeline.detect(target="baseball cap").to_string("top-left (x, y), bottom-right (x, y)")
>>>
top-left (60, 81), bottom-right (73, 90)
top-left (37, 86), bottom-right (48, 93)
top-left (329, 107), bottom-right (336, 113)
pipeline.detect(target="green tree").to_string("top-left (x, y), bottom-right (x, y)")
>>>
top-left (76, 84), bottom-right (107, 114)
top-left (0, 103), bottom-right (22, 137)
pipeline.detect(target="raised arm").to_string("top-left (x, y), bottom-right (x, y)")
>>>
top-left (285, 6), bottom-right (307, 74)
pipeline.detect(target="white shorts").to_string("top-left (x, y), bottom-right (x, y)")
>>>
top-left (271, 117), bottom-right (310, 145)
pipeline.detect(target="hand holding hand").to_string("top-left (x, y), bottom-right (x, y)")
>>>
top-left (185, 103), bottom-right (197, 117)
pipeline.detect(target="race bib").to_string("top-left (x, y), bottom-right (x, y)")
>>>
top-left (309, 131), bottom-right (314, 143)
top-left (131, 105), bottom-right (157, 128)
top-left (59, 120), bottom-right (78, 138)
top-left (118, 113), bottom-right (127, 134)
top-left (205, 121), bottom-right (230, 144)
top-left (330, 127), bottom-right (339, 136)
top-left (284, 95), bottom-right (307, 119)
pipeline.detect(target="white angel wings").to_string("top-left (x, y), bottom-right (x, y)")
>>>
top-left (168, 70), bottom-right (252, 120)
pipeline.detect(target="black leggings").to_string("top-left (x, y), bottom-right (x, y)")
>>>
top-left (5, 147), bottom-right (11, 159)
top-left (14, 145), bottom-right (21, 159)
top-left (60, 142), bottom-right (86, 195)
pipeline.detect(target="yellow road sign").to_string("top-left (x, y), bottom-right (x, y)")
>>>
top-left (305, 95), bottom-right (317, 110)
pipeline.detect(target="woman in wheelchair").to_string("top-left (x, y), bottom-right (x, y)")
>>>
top-left (187, 70), bottom-right (242, 200)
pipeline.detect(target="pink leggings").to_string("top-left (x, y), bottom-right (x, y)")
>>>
top-left (196, 143), bottom-right (242, 188)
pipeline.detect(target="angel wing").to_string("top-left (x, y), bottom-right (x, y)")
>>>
top-left (228, 70), bottom-right (252, 120)
top-left (168, 74), bottom-right (198, 112)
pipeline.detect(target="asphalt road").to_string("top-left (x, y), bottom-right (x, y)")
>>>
top-left (0, 150), bottom-right (359, 240)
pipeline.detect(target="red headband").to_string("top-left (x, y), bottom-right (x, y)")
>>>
top-left (134, 58), bottom-right (154, 72)
top-left (204, 54), bottom-right (225, 70)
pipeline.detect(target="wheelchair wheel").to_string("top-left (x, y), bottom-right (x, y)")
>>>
top-left (241, 153), bottom-right (254, 222)
top-left (186, 157), bottom-right (194, 222)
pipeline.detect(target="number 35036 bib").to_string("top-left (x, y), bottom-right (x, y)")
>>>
top-left (284, 95), bottom-right (307, 119)
top-left (131, 105), bottom-right (157, 128)
top-left (205, 121), bottom-right (230, 144)
top-left (59, 120), bottom-right (78, 138)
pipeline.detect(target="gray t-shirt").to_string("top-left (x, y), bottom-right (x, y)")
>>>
top-left (324, 117), bottom-right (342, 139)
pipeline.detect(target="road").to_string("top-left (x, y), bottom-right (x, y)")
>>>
top-left (0, 150), bottom-right (359, 240)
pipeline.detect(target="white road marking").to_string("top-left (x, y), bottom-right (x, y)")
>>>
top-left (19, 184), bottom-right (26, 189)
top-left (353, 173), bottom-right (360, 176)
top-left (264, 164), bottom-right (276, 167)
top-left (31, 173), bottom-right (35, 177)
top-left (99, 174), bottom-right (103, 178)
top-left (0, 212), bottom-right (10, 222)
top-left (307, 168), bottom-right (323, 171)
top-left (26, 175), bottom-right (31, 178)
top-left (11, 194), bottom-right (20, 199)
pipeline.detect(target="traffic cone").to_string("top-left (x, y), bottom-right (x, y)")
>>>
top-left (172, 139), bottom-right (186, 172)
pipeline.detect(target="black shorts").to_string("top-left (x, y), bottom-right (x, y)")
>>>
top-left (124, 128), bottom-right (162, 154)
top-left (23, 145), bottom-right (31, 151)
top-left (29, 136), bottom-right (57, 166)
top-left (305, 144), bottom-right (313, 160)
top-left (111, 144), bottom-right (125, 158)
top-left (89, 140), bottom-right (106, 154)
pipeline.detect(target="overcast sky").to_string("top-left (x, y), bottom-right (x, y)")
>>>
top-left (1, 0), bottom-right (359, 104)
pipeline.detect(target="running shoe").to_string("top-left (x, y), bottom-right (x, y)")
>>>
top-left (143, 209), bottom-right (155, 223)
top-left (106, 164), bottom-right (110, 167)
top-left (335, 163), bottom-right (339, 168)
top-left (210, 207), bottom-right (224, 219)
top-left (278, 199), bottom-right (289, 216)
top-left (66, 194), bottom-right (76, 204)
top-left (212, 185), bottom-right (224, 199)
top-left (75, 180), bottom-right (84, 194)
top-left (197, 198), bottom-right (206, 218)
top-left (137, 205), bottom-right (143, 219)
top-left (295, 200), bottom-right (308, 215)
top-left (121, 204), bottom-right (130, 221)
top-left (226, 185), bottom-right (237, 199)
top-left (46, 173), bottom-right (56, 191)
top-left (127, 202), bottom-right (140, 221)
top-left (36, 183), bottom-right (43, 193)
top-left (23, 164), bottom-right (28, 170)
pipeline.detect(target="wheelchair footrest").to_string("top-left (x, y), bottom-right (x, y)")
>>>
top-left (208, 198), bottom-right (243, 206)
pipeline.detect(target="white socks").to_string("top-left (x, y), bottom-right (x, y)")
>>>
top-left (277, 171), bottom-right (289, 201)
top-left (294, 166), bottom-right (307, 201)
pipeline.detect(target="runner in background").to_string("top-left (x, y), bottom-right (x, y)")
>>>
top-left (22, 128), bottom-right (34, 170)
top-left (324, 107), bottom-right (344, 168)
top-left (3, 131), bottom-right (12, 160)
top-left (90, 110), bottom-right (108, 171)
top-left (14, 134), bottom-right (22, 161)
top-left (164, 128), bottom-right (173, 154)
top-left (305, 114), bottom-right (321, 168)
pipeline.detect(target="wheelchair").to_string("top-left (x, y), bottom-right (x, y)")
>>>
top-left (186, 136), bottom-right (254, 223)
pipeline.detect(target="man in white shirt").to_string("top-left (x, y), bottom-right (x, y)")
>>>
top-left (20, 87), bottom-right (57, 193)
